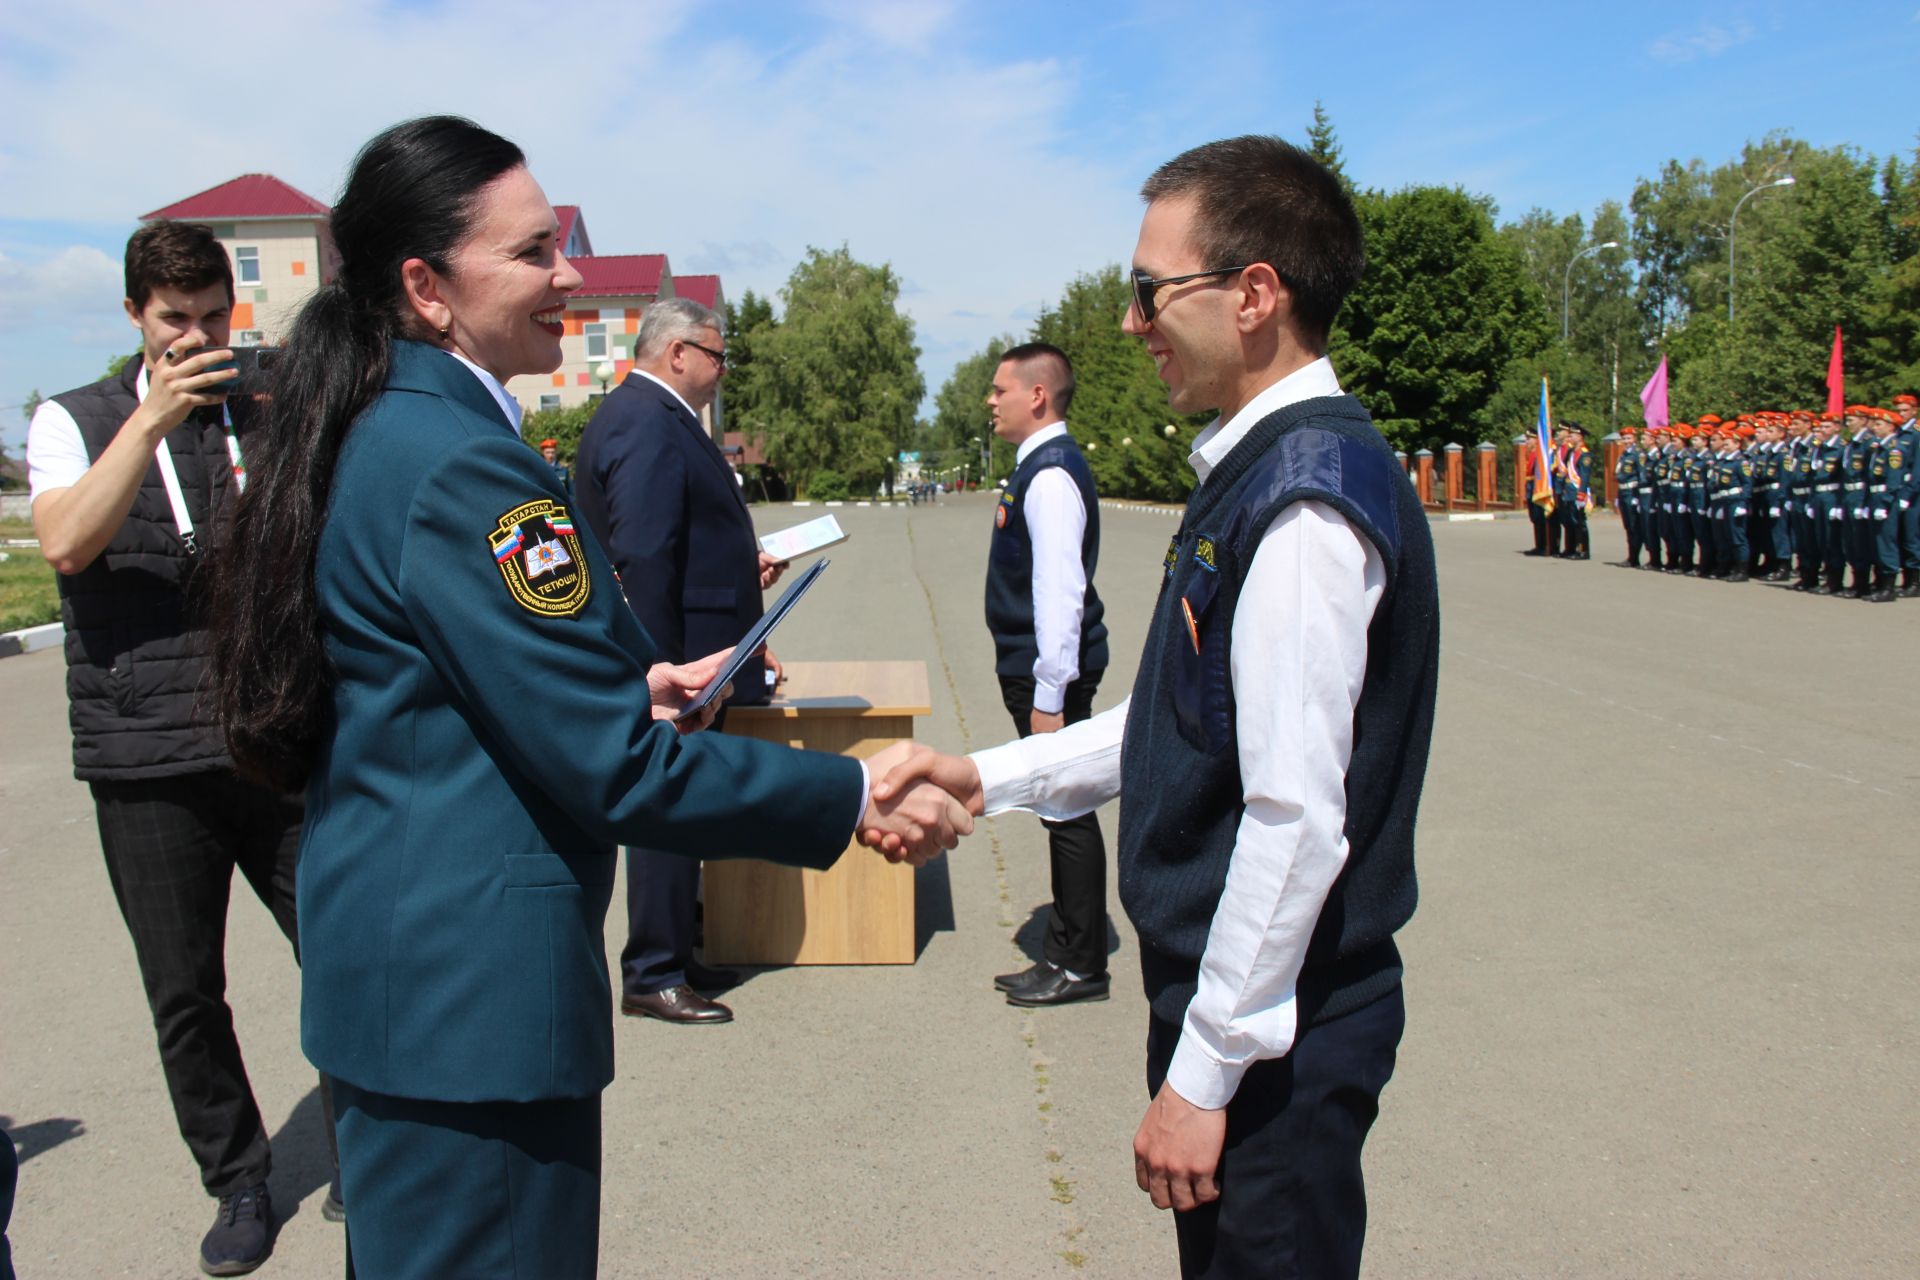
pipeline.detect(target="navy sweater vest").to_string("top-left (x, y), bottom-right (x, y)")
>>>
top-left (984, 435), bottom-right (1109, 678)
top-left (1118, 396), bottom-right (1439, 1029)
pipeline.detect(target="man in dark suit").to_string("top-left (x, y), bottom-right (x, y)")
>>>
top-left (574, 296), bottom-right (788, 1025)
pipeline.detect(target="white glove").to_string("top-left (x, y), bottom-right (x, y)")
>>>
top-left (1904, 499), bottom-right (1912, 510)
top-left (1875, 509), bottom-right (1888, 521)
top-left (1769, 507), bottom-right (1780, 517)
top-left (1735, 508), bottom-right (1747, 517)
top-left (1829, 508), bottom-right (1844, 521)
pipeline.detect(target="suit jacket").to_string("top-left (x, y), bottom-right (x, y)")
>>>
top-left (574, 373), bottom-right (767, 703)
top-left (300, 341), bottom-right (861, 1103)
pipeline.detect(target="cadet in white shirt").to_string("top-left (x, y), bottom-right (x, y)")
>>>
top-left (981, 342), bottom-right (1114, 1007)
top-left (869, 136), bottom-right (1439, 1280)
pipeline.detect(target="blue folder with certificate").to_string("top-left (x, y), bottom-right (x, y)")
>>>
top-left (674, 558), bottom-right (830, 722)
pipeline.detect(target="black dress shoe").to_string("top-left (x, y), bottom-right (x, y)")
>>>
top-left (621, 984), bottom-right (733, 1024)
top-left (200, 1182), bottom-right (272, 1277)
top-left (993, 960), bottom-right (1058, 993)
top-left (1006, 970), bottom-right (1110, 1008)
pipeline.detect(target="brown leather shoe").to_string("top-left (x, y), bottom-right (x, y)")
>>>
top-left (621, 984), bottom-right (733, 1024)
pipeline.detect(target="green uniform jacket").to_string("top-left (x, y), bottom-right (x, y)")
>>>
top-left (299, 341), bottom-right (863, 1103)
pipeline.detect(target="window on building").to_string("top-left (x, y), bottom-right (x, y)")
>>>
top-left (232, 330), bottom-right (267, 348)
top-left (539, 395), bottom-right (562, 412)
top-left (584, 322), bottom-right (608, 361)
top-left (235, 246), bottom-right (260, 285)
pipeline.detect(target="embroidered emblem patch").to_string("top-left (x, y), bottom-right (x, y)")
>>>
top-left (1163, 535), bottom-right (1179, 576)
top-left (489, 499), bottom-right (591, 618)
top-left (1192, 534), bottom-right (1218, 572)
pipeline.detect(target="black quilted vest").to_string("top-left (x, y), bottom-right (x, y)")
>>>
top-left (47, 357), bottom-right (243, 780)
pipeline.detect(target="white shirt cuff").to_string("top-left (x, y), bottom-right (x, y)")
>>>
top-left (1031, 676), bottom-right (1067, 715)
top-left (971, 741), bottom-right (1034, 815)
top-left (853, 759), bottom-right (871, 829)
top-left (1163, 1030), bottom-right (1243, 1111)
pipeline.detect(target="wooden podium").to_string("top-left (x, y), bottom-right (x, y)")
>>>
top-left (702, 660), bottom-right (930, 965)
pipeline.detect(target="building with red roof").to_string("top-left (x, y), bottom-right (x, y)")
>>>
top-left (138, 176), bottom-right (727, 433)
top-left (140, 174), bottom-right (335, 346)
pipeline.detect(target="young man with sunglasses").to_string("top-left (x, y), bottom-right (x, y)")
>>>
top-left (574, 295), bottom-right (788, 1027)
top-left (871, 136), bottom-right (1439, 1279)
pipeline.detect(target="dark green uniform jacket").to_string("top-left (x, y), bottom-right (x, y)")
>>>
top-left (300, 341), bottom-right (862, 1103)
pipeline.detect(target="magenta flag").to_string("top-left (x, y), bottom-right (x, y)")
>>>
top-left (1639, 356), bottom-right (1669, 428)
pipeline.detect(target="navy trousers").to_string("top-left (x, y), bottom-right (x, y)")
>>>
top-left (333, 1082), bottom-right (600, 1280)
top-left (620, 712), bottom-right (728, 995)
top-left (1146, 986), bottom-right (1405, 1280)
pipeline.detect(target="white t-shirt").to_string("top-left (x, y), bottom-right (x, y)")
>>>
top-left (27, 364), bottom-right (152, 500)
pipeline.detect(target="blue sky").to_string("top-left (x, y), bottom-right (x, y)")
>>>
top-left (3, 0), bottom-right (1916, 452)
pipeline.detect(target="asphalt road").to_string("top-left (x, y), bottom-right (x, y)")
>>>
top-left (1, 494), bottom-right (1915, 1278)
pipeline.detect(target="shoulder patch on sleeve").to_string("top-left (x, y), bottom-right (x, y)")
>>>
top-left (489, 498), bottom-right (592, 618)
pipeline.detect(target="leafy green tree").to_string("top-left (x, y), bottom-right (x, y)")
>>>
top-left (1306, 101), bottom-right (1351, 195)
top-left (518, 400), bottom-right (604, 459)
top-left (21, 389), bottom-right (43, 422)
top-left (749, 246), bottom-right (924, 498)
top-left (719, 289), bottom-right (775, 441)
top-left (1332, 186), bottom-right (1551, 449)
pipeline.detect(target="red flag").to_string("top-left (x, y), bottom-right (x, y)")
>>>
top-left (1826, 325), bottom-right (1844, 415)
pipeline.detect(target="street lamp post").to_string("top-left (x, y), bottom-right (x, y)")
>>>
top-left (1562, 240), bottom-right (1621, 341)
top-left (592, 360), bottom-right (614, 398)
top-left (1729, 176), bottom-right (1795, 323)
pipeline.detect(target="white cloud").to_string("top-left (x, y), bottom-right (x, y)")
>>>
top-left (1649, 17), bottom-right (1758, 63)
top-left (0, 0), bottom-right (1152, 424)
top-left (0, 246), bottom-right (122, 332)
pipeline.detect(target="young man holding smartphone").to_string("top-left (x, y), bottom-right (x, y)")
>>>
top-left (28, 220), bottom-right (336, 1277)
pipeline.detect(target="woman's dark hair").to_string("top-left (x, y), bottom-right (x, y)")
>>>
top-left (210, 116), bottom-right (524, 788)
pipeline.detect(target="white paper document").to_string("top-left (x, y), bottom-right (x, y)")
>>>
top-left (758, 514), bottom-right (848, 562)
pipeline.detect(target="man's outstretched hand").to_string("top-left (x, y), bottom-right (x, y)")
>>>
top-left (855, 741), bottom-right (984, 864)
top-left (857, 741), bottom-right (985, 860)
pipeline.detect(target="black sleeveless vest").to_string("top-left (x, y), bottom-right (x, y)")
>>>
top-left (47, 357), bottom-right (241, 780)
top-left (983, 433), bottom-right (1109, 679)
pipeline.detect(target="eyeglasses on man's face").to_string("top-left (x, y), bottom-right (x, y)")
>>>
top-left (1129, 265), bottom-right (1255, 325)
top-left (683, 339), bottom-right (729, 370)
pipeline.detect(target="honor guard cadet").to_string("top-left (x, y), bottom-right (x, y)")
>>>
top-left (1524, 432), bottom-right (1556, 556)
top-left (1658, 425), bottom-right (1690, 572)
top-left (1867, 408), bottom-right (1907, 602)
top-left (1557, 424), bottom-right (1592, 559)
top-left (1754, 417), bottom-right (1790, 578)
top-left (1813, 412), bottom-right (1848, 594)
top-left (1684, 421), bottom-right (1715, 575)
top-left (1708, 426), bottom-right (1753, 582)
top-left (1641, 426), bottom-right (1668, 568)
top-left (1895, 394), bottom-right (1920, 596)
top-left (539, 437), bottom-right (571, 491)
top-left (1615, 426), bottom-right (1647, 566)
top-left (1840, 406), bottom-right (1876, 598)
top-left (1784, 411), bottom-right (1819, 589)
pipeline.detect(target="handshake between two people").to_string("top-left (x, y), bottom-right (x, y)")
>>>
top-left (645, 648), bottom-right (984, 867)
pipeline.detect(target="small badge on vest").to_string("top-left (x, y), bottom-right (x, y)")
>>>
top-left (489, 499), bottom-right (592, 618)
top-left (995, 491), bottom-right (1014, 529)
top-left (1192, 534), bottom-right (1218, 572)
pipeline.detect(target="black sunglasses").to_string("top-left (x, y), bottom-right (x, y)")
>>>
top-left (683, 339), bottom-right (729, 369)
top-left (1130, 265), bottom-right (1254, 324)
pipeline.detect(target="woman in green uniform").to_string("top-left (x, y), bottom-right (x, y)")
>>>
top-left (209, 116), bottom-right (964, 1279)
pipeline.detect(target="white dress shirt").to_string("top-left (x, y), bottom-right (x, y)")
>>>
top-left (1015, 422), bottom-right (1090, 714)
top-left (972, 356), bottom-right (1385, 1110)
top-left (448, 351), bottom-right (524, 431)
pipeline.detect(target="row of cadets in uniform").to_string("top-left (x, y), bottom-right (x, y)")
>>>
top-left (1612, 397), bottom-right (1919, 602)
